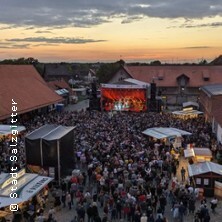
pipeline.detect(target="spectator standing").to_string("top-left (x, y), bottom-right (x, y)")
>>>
top-left (180, 167), bottom-right (186, 182)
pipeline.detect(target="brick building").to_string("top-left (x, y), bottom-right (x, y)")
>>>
top-left (199, 84), bottom-right (222, 143)
top-left (109, 65), bottom-right (222, 107)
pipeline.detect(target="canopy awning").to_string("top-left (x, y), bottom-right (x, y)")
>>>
top-left (188, 161), bottom-right (222, 177)
top-left (184, 148), bottom-right (212, 158)
top-left (184, 148), bottom-right (195, 158)
top-left (0, 168), bottom-right (53, 208)
top-left (172, 110), bottom-right (203, 116)
top-left (0, 196), bottom-right (23, 209)
top-left (0, 125), bottom-right (26, 135)
top-left (142, 127), bottom-right (191, 139)
top-left (183, 101), bottom-right (199, 108)
top-left (194, 147), bottom-right (212, 157)
top-left (25, 124), bottom-right (75, 141)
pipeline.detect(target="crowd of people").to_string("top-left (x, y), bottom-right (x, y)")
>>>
top-left (0, 110), bottom-right (221, 222)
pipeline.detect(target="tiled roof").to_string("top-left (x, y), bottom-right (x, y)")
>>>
top-left (126, 65), bottom-right (222, 87)
top-left (45, 63), bottom-right (73, 76)
top-left (201, 84), bottom-right (222, 96)
top-left (0, 65), bottom-right (63, 120)
top-left (210, 55), bottom-right (222, 65)
top-left (47, 79), bottom-right (72, 94)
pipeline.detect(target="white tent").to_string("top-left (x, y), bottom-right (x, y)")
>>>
top-left (172, 110), bottom-right (203, 116)
top-left (0, 168), bottom-right (53, 208)
top-left (0, 196), bottom-right (23, 209)
top-left (183, 101), bottom-right (199, 109)
top-left (142, 127), bottom-right (191, 139)
top-left (0, 125), bottom-right (26, 135)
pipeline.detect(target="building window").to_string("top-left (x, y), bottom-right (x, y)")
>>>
top-left (196, 178), bottom-right (201, 185)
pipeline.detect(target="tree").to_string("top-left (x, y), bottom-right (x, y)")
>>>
top-left (0, 57), bottom-right (38, 64)
top-left (199, 59), bottom-right (208, 65)
top-left (96, 61), bottom-right (123, 83)
top-left (216, 150), bottom-right (222, 164)
top-left (150, 60), bottom-right (161, 65)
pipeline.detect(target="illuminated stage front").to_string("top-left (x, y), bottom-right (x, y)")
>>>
top-left (101, 84), bottom-right (147, 112)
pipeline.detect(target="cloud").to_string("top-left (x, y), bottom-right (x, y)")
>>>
top-left (121, 15), bottom-right (144, 24)
top-left (181, 46), bottom-right (212, 49)
top-left (7, 37), bottom-right (107, 44)
top-left (180, 22), bottom-right (222, 28)
top-left (0, 0), bottom-right (221, 28)
top-left (25, 26), bottom-right (35, 30)
top-left (0, 25), bottom-right (18, 30)
top-left (0, 42), bottom-right (30, 49)
top-left (35, 30), bottom-right (53, 34)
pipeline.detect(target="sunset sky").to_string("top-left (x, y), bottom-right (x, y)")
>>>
top-left (0, 0), bottom-right (222, 63)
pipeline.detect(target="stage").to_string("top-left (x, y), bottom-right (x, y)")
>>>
top-left (100, 84), bottom-right (148, 112)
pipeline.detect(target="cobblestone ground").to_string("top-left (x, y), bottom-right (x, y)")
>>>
top-left (41, 157), bottom-right (222, 222)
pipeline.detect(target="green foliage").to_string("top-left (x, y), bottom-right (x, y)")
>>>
top-left (96, 60), bottom-right (123, 83)
top-left (216, 151), bottom-right (222, 164)
top-left (34, 63), bottom-right (45, 77)
top-left (150, 60), bottom-right (161, 65)
top-left (199, 59), bottom-right (208, 65)
top-left (0, 57), bottom-right (38, 64)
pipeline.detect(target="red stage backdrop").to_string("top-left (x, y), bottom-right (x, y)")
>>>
top-left (101, 87), bottom-right (147, 112)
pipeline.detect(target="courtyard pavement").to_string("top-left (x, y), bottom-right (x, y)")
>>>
top-left (41, 157), bottom-right (222, 222)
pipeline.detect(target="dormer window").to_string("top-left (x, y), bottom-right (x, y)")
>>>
top-left (158, 74), bottom-right (164, 80)
top-left (202, 71), bottom-right (210, 81)
top-left (177, 74), bottom-right (189, 86)
top-left (158, 72), bottom-right (164, 80)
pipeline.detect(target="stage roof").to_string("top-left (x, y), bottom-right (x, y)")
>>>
top-left (25, 124), bottom-right (75, 141)
top-left (124, 78), bottom-right (150, 87)
top-left (101, 83), bottom-right (147, 89)
top-left (142, 127), bottom-right (191, 139)
top-left (188, 161), bottom-right (222, 177)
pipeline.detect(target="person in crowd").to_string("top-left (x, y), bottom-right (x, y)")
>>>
top-left (210, 196), bottom-right (218, 213)
top-left (180, 167), bottom-right (186, 182)
top-left (1, 109), bottom-right (217, 222)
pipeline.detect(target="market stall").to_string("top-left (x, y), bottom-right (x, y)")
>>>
top-left (184, 148), bottom-right (212, 162)
top-left (142, 127), bottom-right (191, 148)
top-left (172, 101), bottom-right (202, 119)
top-left (172, 109), bottom-right (203, 119)
top-left (0, 168), bottom-right (53, 209)
top-left (0, 124), bottom-right (26, 139)
top-left (188, 161), bottom-right (222, 197)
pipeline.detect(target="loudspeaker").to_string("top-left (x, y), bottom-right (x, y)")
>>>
top-left (150, 83), bottom-right (156, 100)
top-left (148, 99), bottom-right (162, 113)
top-left (89, 98), bottom-right (101, 111)
top-left (91, 81), bottom-right (97, 99)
